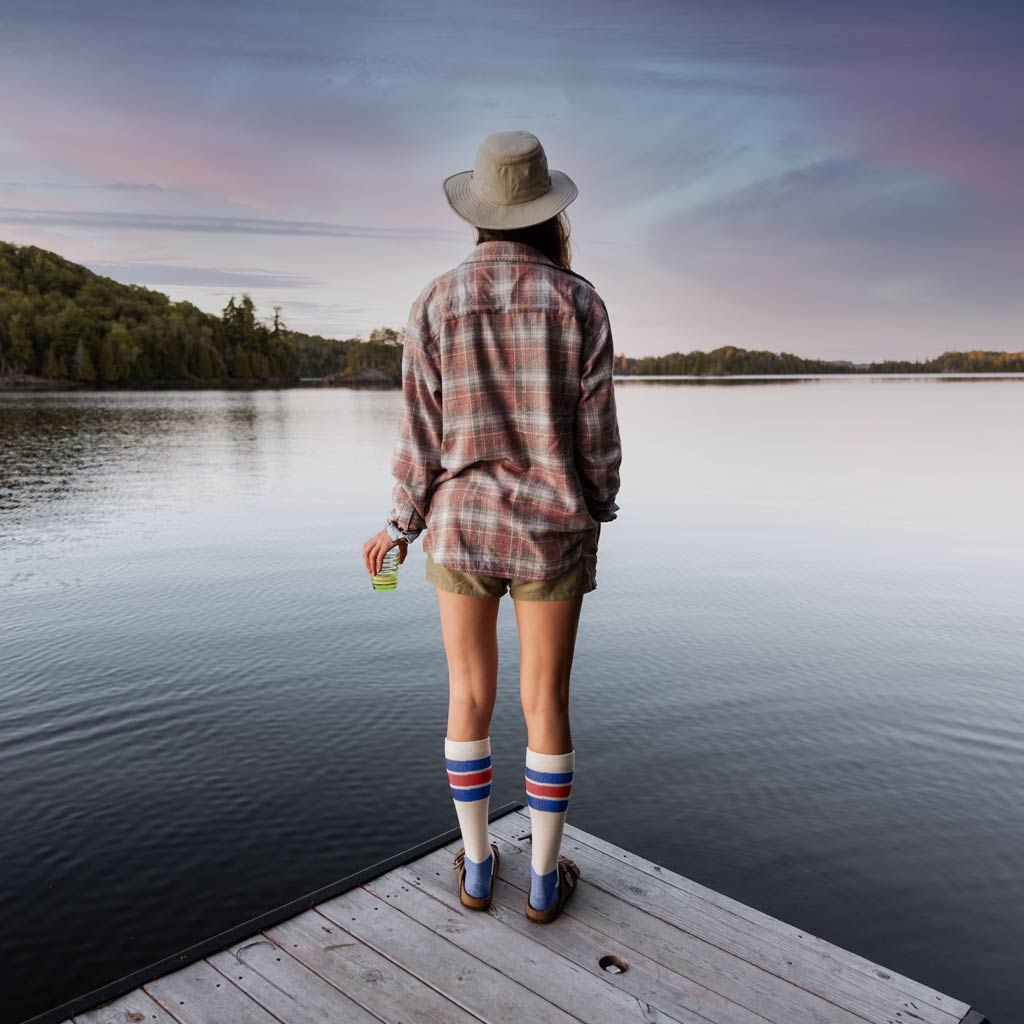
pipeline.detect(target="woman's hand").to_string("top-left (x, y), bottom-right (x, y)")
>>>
top-left (363, 529), bottom-right (408, 576)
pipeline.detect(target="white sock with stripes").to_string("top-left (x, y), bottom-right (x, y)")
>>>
top-left (445, 735), bottom-right (493, 898)
top-left (525, 746), bottom-right (575, 910)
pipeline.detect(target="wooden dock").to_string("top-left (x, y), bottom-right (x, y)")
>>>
top-left (24, 801), bottom-right (989, 1024)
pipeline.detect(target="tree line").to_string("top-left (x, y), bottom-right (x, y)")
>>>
top-left (2, 240), bottom-right (1021, 384)
top-left (0, 241), bottom-right (403, 385)
top-left (615, 347), bottom-right (1024, 375)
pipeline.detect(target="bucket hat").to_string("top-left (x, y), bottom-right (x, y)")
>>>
top-left (443, 130), bottom-right (578, 230)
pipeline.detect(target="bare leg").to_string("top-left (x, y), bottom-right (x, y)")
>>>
top-left (436, 589), bottom-right (501, 894)
top-left (515, 593), bottom-right (583, 910)
top-left (436, 590), bottom-right (501, 740)
top-left (514, 594), bottom-right (584, 753)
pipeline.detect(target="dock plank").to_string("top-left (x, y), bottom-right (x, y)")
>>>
top-left (73, 989), bottom-right (182, 1024)
top-left (265, 909), bottom-right (481, 1023)
top-left (317, 880), bottom-right (583, 1023)
top-left (144, 959), bottom-right (282, 1023)
top-left (207, 934), bottom-right (381, 1023)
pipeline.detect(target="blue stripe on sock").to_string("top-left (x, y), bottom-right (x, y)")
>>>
top-left (452, 783), bottom-right (491, 801)
top-left (527, 794), bottom-right (569, 812)
top-left (524, 765), bottom-right (573, 784)
top-left (446, 755), bottom-right (492, 772)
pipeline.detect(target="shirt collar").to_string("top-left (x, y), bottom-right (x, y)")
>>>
top-left (460, 240), bottom-right (559, 269)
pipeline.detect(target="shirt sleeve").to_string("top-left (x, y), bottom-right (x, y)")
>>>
top-left (575, 293), bottom-right (622, 523)
top-left (385, 295), bottom-right (443, 544)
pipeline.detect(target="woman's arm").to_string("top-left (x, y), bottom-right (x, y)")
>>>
top-left (385, 294), bottom-right (444, 543)
top-left (575, 293), bottom-right (622, 522)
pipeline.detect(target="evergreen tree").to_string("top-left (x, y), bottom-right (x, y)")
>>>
top-left (41, 345), bottom-right (66, 379)
top-left (73, 338), bottom-right (97, 382)
top-left (233, 343), bottom-right (252, 379)
top-left (196, 344), bottom-right (214, 379)
top-left (99, 336), bottom-right (117, 382)
top-left (6, 312), bottom-right (33, 372)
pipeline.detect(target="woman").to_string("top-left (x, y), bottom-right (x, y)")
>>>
top-left (362, 130), bottom-right (622, 923)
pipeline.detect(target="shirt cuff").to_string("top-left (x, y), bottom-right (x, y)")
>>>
top-left (386, 520), bottom-right (419, 544)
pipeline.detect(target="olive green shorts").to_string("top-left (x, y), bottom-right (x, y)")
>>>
top-left (425, 525), bottom-right (600, 601)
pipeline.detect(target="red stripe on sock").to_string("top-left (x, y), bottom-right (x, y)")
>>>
top-left (449, 768), bottom-right (492, 787)
top-left (525, 779), bottom-right (572, 798)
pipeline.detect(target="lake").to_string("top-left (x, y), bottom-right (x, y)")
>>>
top-left (2, 377), bottom-right (1022, 1021)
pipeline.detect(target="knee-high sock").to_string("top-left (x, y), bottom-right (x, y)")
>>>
top-left (525, 746), bottom-right (575, 910)
top-left (445, 735), bottom-right (493, 897)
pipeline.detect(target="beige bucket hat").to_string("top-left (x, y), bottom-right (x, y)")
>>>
top-left (443, 130), bottom-right (578, 230)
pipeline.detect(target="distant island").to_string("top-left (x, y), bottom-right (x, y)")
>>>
top-left (2, 240), bottom-right (1022, 389)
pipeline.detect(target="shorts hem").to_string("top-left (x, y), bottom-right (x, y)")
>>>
top-left (509, 582), bottom-right (596, 601)
top-left (425, 561), bottom-right (506, 599)
top-left (429, 579), bottom-right (506, 600)
top-left (428, 558), bottom-right (579, 583)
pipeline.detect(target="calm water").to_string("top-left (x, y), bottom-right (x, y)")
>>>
top-left (2, 378), bottom-right (1022, 1022)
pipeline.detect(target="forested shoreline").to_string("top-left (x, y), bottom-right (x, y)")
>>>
top-left (2, 240), bottom-right (1022, 388)
top-left (0, 241), bottom-right (404, 388)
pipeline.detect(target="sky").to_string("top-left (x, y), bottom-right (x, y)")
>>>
top-left (1, 0), bottom-right (1021, 361)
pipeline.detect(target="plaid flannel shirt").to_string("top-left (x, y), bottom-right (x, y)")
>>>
top-left (385, 239), bottom-right (622, 582)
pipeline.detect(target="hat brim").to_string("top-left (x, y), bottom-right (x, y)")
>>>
top-left (442, 168), bottom-right (578, 229)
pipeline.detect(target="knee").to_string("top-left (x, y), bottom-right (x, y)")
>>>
top-left (449, 680), bottom-right (497, 731)
top-left (449, 690), bottom-right (495, 718)
top-left (520, 690), bottom-right (570, 722)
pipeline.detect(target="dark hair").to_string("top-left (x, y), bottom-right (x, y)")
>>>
top-left (475, 210), bottom-right (573, 270)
